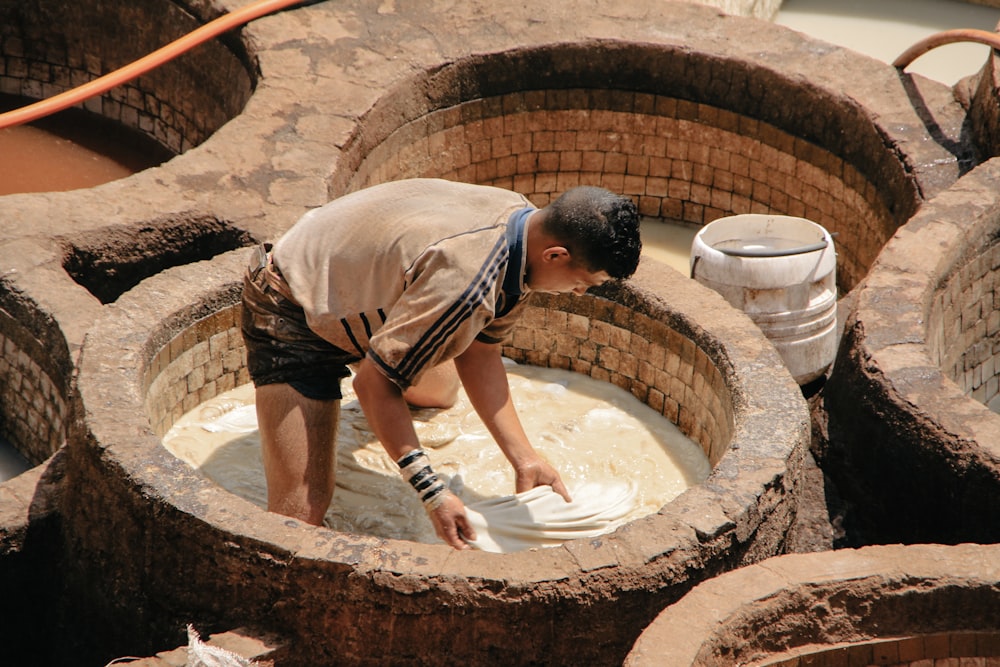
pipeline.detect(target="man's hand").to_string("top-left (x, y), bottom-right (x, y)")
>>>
top-left (455, 341), bottom-right (574, 504)
top-left (515, 457), bottom-right (572, 502)
top-left (427, 491), bottom-right (477, 550)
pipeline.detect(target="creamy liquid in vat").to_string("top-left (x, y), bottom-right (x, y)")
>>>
top-left (162, 361), bottom-right (711, 549)
top-left (712, 236), bottom-right (809, 253)
top-left (639, 218), bottom-right (699, 274)
top-left (776, 0), bottom-right (1000, 86)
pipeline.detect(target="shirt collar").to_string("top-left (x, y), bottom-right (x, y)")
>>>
top-left (497, 206), bottom-right (532, 317)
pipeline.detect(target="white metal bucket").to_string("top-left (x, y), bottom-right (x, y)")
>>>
top-left (690, 214), bottom-right (838, 385)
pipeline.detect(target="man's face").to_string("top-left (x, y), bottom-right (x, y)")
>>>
top-left (529, 260), bottom-right (611, 295)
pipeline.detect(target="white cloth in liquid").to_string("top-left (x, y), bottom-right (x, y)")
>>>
top-left (463, 481), bottom-right (637, 553)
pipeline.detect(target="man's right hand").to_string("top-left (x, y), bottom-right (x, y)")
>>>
top-left (427, 491), bottom-right (476, 550)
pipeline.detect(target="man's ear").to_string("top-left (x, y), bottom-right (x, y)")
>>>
top-left (542, 246), bottom-right (571, 263)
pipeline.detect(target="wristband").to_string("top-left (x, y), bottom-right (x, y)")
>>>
top-left (396, 449), bottom-right (448, 510)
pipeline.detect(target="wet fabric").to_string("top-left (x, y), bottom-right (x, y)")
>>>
top-left (241, 249), bottom-right (354, 399)
top-left (463, 481), bottom-right (637, 553)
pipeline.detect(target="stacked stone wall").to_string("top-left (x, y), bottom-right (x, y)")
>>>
top-left (142, 289), bottom-right (733, 463)
top-left (0, 306), bottom-right (68, 464)
top-left (504, 295), bottom-right (733, 464)
top-left (931, 234), bottom-right (1000, 408)
top-left (348, 93), bottom-right (891, 292)
top-left (145, 305), bottom-right (248, 438)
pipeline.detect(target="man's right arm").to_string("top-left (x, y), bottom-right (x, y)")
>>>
top-left (352, 357), bottom-right (475, 549)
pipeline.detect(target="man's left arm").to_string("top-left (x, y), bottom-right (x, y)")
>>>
top-left (453, 339), bottom-right (571, 501)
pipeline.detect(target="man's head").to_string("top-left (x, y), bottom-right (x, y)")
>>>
top-left (537, 186), bottom-right (641, 278)
top-left (525, 186), bottom-right (641, 294)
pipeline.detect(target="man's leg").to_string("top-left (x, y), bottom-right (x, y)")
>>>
top-left (402, 360), bottom-right (460, 409)
top-left (256, 382), bottom-right (339, 525)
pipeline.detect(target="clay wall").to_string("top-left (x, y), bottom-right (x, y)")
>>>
top-left (0, 293), bottom-right (70, 464)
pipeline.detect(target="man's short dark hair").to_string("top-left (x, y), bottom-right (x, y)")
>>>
top-left (540, 186), bottom-right (642, 279)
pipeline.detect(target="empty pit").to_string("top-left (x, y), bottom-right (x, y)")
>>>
top-left (63, 246), bottom-right (809, 666)
top-left (823, 157), bottom-right (1000, 546)
top-left (60, 214), bottom-right (256, 304)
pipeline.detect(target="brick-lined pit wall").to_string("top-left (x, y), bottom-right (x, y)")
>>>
top-left (0, 296), bottom-right (71, 465)
top-left (627, 544), bottom-right (1000, 667)
top-left (504, 294), bottom-right (733, 464)
top-left (968, 49), bottom-right (1000, 160)
top-left (144, 305), bottom-right (248, 438)
top-left (824, 158), bottom-right (1000, 545)
top-left (346, 93), bottom-right (887, 293)
top-left (760, 632), bottom-right (1000, 666)
top-left (142, 284), bottom-right (732, 468)
top-left (0, 0), bottom-right (255, 154)
top-left (930, 235), bottom-right (1000, 408)
top-left (334, 44), bottom-right (930, 296)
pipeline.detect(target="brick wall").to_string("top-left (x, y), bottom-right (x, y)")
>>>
top-left (929, 235), bottom-right (1000, 408)
top-left (344, 91), bottom-right (892, 292)
top-left (141, 293), bottom-right (733, 465)
top-left (761, 632), bottom-right (1000, 666)
top-left (0, 308), bottom-right (68, 465)
top-left (144, 305), bottom-right (248, 438)
top-left (504, 294), bottom-right (732, 464)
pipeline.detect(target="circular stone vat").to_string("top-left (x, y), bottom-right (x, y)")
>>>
top-left (823, 158), bottom-right (1000, 545)
top-left (691, 214), bottom-right (838, 385)
top-left (0, 0), bottom-right (256, 155)
top-left (625, 543), bottom-right (1000, 666)
top-left (65, 250), bottom-right (809, 666)
top-left (333, 38), bottom-right (971, 298)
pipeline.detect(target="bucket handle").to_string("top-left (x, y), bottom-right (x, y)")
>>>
top-left (690, 237), bottom-right (832, 279)
top-left (711, 238), bottom-right (829, 258)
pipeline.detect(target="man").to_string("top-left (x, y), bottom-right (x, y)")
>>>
top-left (241, 178), bottom-right (641, 549)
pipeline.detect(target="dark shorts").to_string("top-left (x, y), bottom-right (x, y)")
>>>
top-left (241, 245), bottom-right (355, 400)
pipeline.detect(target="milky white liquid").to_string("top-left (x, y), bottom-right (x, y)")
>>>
top-left (162, 361), bottom-right (711, 548)
top-left (640, 218), bottom-right (699, 274)
top-left (712, 236), bottom-right (809, 253)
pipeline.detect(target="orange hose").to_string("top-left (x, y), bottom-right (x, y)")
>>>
top-left (0, 0), bottom-right (304, 130)
top-left (894, 28), bottom-right (1000, 71)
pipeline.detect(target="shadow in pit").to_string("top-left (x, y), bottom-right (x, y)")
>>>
top-left (60, 214), bottom-right (256, 304)
top-left (0, 450), bottom-right (70, 666)
top-left (897, 70), bottom-right (978, 176)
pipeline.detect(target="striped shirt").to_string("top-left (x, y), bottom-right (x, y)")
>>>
top-left (273, 179), bottom-right (532, 389)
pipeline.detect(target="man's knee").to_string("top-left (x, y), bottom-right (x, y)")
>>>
top-left (404, 362), bottom-right (460, 409)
